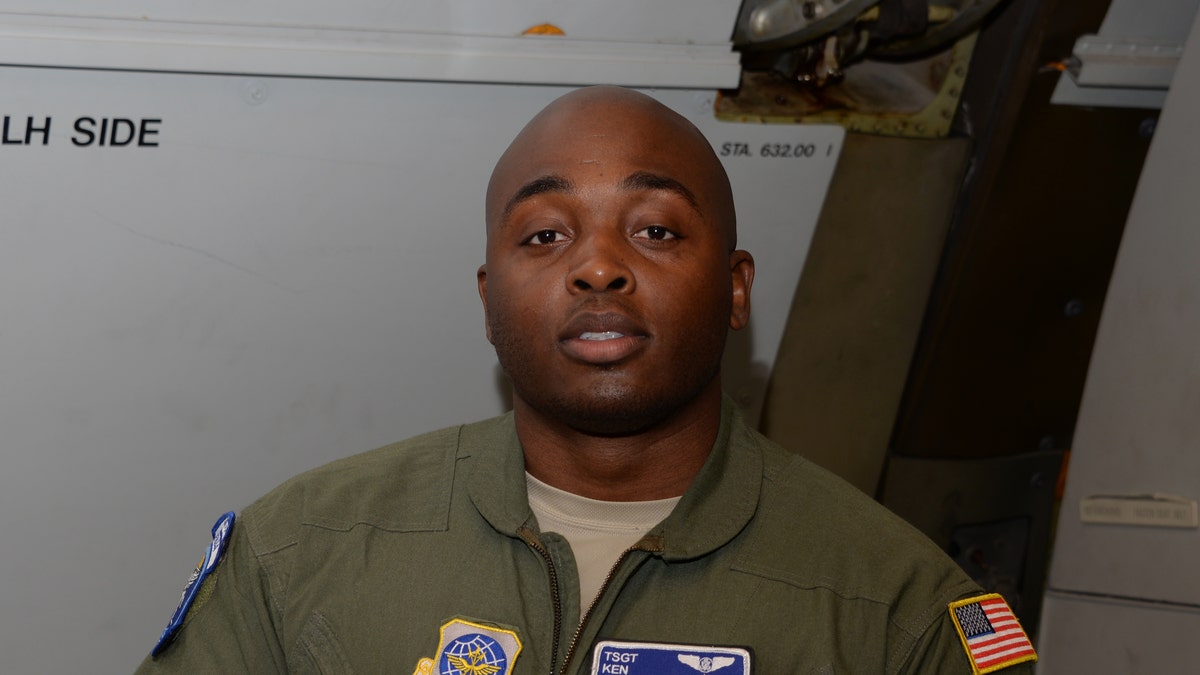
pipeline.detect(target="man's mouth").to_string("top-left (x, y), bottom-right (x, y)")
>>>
top-left (579, 331), bottom-right (626, 341)
top-left (559, 313), bottom-right (648, 364)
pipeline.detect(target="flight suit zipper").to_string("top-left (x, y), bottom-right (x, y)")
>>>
top-left (519, 528), bottom-right (665, 675)
top-left (559, 536), bottom-right (664, 675)
top-left (518, 526), bottom-right (564, 675)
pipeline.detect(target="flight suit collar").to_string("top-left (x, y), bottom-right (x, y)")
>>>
top-left (460, 411), bottom-right (535, 535)
top-left (462, 396), bottom-right (762, 560)
top-left (651, 397), bottom-right (762, 561)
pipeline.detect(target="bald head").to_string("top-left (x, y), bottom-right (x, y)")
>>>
top-left (475, 85), bottom-right (754, 441)
top-left (486, 86), bottom-right (737, 250)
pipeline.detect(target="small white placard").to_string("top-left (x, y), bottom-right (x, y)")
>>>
top-left (1080, 494), bottom-right (1199, 528)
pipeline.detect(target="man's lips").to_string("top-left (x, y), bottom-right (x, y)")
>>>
top-left (558, 312), bottom-right (648, 364)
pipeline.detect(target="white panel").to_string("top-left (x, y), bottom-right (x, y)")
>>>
top-left (1045, 4), bottom-right (1200, 609)
top-left (1051, 0), bottom-right (1200, 108)
top-left (1051, 71), bottom-right (1167, 109)
top-left (0, 0), bottom-right (741, 43)
top-left (1038, 591), bottom-right (1200, 673)
top-left (0, 3), bottom-right (743, 88)
top-left (1098, 0), bottom-right (1200, 41)
top-left (0, 68), bottom-right (842, 673)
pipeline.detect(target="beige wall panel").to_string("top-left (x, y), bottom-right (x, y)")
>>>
top-left (761, 134), bottom-right (971, 494)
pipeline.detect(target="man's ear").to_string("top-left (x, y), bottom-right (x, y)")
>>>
top-left (477, 264), bottom-right (493, 344)
top-left (728, 250), bottom-right (754, 331)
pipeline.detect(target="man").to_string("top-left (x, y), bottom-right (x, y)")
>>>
top-left (138, 87), bottom-right (1035, 674)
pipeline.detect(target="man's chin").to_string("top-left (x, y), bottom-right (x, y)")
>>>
top-left (565, 411), bottom-right (661, 438)
top-left (519, 386), bottom-right (704, 438)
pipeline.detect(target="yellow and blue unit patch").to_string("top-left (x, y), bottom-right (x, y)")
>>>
top-left (948, 593), bottom-right (1037, 674)
top-left (412, 618), bottom-right (522, 675)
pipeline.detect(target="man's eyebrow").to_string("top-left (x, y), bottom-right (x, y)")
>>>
top-left (619, 171), bottom-right (700, 211)
top-left (502, 175), bottom-right (575, 220)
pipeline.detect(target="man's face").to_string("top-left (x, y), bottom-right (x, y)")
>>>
top-left (478, 89), bottom-right (753, 435)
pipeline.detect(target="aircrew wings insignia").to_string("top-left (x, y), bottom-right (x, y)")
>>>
top-left (678, 654), bottom-right (737, 672)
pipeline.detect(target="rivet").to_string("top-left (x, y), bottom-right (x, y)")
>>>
top-left (240, 79), bottom-right (269, 106)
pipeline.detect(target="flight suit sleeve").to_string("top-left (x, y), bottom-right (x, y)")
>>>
top-left (134, 517), bottom-right (288, 674)
top-left (896, 608), bottom-right (1036, 675)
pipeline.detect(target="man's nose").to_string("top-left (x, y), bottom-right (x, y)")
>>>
top-left (567, 232), bottom-right (636, 294)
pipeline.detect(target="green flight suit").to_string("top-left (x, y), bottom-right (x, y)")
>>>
top-left (137, 400), bottom-right (1034, 674)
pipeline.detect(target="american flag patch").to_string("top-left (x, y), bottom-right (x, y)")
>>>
top-left (948, 593), bottom-right (1037, 674)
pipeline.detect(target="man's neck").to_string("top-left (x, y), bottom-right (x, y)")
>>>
top-left (513, 385), bottom-right (723, 501)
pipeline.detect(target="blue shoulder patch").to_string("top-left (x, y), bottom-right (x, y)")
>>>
top-left (151, 512), bottom-right (236, 657)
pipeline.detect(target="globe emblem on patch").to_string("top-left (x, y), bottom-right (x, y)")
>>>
top-left (439, 632), bottom-right (508, 675)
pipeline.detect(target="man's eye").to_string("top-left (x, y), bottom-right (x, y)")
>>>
top-left (526, 229), bottom-right (564, 245)
top-left (633, 225), bottom-right (677, 241)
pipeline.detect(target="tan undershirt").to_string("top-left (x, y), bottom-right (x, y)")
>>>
top-left (526, 472), bottom-right (680, 610)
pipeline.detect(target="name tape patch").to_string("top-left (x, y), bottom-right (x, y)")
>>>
top-left (591, 640), bottom-right (751, 675)
top-left (948, 593), bottom-right (1037, 674)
